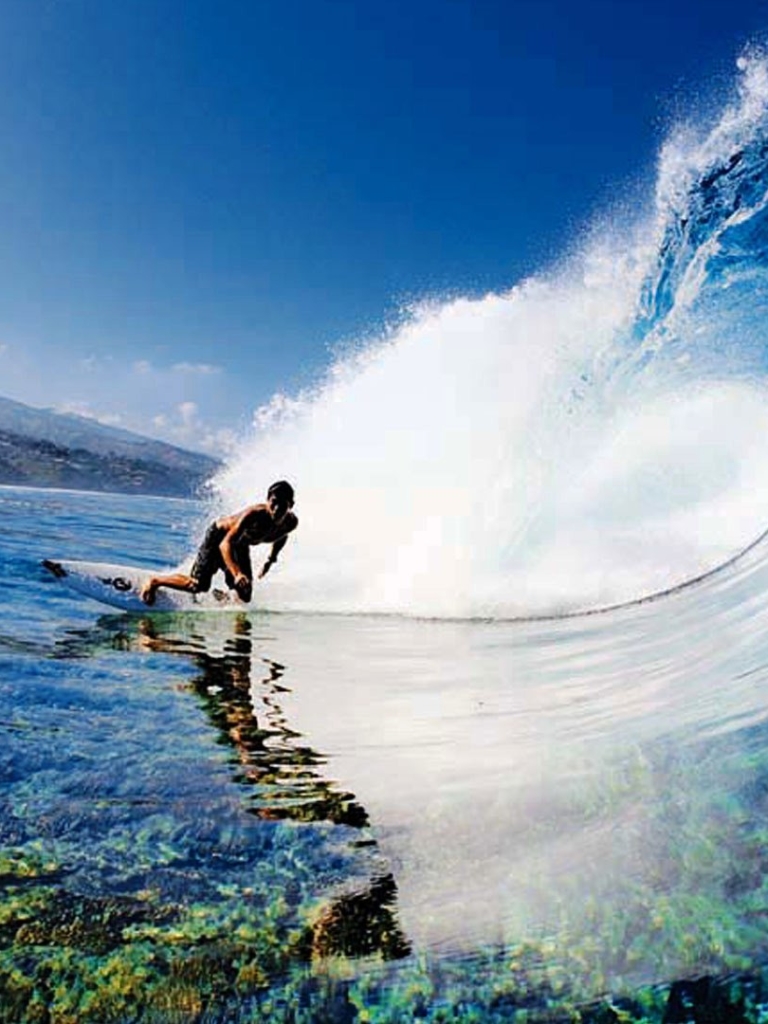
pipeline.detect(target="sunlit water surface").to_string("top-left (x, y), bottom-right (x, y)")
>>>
top-left (4, 486), bottom-right (768, 1021)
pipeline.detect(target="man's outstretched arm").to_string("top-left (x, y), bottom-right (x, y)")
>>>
top-left (219, 508), bottom-right (260, 593)
top-left (258, 536), bottom-right (288, 578)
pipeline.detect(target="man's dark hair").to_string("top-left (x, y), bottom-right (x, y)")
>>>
top-left (268, 480), bottom-right (295, 504)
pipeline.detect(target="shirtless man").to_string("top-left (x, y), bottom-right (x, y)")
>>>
top-left (141, 480), bottom-right (297, 606)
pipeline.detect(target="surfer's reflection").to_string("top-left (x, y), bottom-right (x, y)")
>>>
top-left (136, 614), bottom-right (367, 826)
top-left (132, 614), bottom-right (410, 961)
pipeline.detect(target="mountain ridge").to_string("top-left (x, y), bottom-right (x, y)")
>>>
top-left (0, 396), bottom-right (221, 497)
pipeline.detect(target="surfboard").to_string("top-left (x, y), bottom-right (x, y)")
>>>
top-left (42, 559), bottom-right (239, 612)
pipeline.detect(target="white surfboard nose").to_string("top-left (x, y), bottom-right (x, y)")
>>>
top-left (42, 558), bottom-right (238, 612)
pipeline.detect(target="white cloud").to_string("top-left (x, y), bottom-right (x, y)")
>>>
top-left (253, 391), bottom-right (303, 430)
top-left (178, 400), bottom-right (198, 426)
top-left (54, 400), bottom-right (124, 426)
top-left (1, 342), bottom-right (242, 457)
top-left (184, 423), bottom-right (239, 457)
top-left (55, 400), bottom-right (92, 417)
top-left (131, 359), bottom-right (222, 377)
top-left (53, 397), bottom-right (236, 454)
top-left (197, 426), bottom-right (239, 456)
top-left (145, 401), bottom-right (239, 456)
top-left (51, 397), bottom-right (236, 455)
top-left (172, 362), bottom-right (222, 375)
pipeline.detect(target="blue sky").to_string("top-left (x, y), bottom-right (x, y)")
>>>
top-left (1, 0), bottom-right (767, 452)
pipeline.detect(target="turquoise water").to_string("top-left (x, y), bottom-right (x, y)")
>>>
top-left (5, 483), bottom-right (768, 1021)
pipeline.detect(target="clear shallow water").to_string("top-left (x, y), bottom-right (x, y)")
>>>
top-left (5, 485), bottom-right (768, 1021)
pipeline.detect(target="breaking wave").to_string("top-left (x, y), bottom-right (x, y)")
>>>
top-left (216, 51), bottom-right (768, 619)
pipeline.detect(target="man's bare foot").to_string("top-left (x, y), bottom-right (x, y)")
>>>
top-left (141, 581), bottom-right (157, 606)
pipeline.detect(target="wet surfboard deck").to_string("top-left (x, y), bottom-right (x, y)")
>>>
top-left (42, 559), bottom-right (239, 612)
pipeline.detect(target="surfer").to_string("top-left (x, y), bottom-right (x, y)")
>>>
top-left (140, 480), bottom-right (298, 606)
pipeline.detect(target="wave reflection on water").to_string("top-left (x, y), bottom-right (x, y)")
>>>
top-left (39, 539), bottom-right (768, 991)
top-left (4, 486), bottom-right (768, 1017)
top-left (204, 539), bottom-right (768, 982)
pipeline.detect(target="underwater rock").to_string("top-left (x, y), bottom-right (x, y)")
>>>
top-left (663, 975), bottom-right (750, 1023)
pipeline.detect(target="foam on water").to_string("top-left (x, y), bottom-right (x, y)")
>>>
top-left (216, 52), bottom-right (768, 618)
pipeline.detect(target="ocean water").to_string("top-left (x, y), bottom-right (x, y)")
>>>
top-left (3, 491), bottom-right (768, 1022)
top-left (7, 49), bottom-right (768, 1024)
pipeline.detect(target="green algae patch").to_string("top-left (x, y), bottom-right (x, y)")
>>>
top-left (3, 825), bottom-right (768, 1022)
top-left (0, 879), bottom-right (318, 1023)
top-left (0, 848), bottom-right (61, 885)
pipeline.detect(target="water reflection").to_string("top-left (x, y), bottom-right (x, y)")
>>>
top-left (135, 615), bottom-right (370, 828)
top-left (108, 613), bottom-right (411, 962)
top-left (45, 567), bottom-right (768, 1000)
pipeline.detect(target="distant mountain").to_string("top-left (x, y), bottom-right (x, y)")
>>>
top-left (0, 396), bottom-right (221, 498)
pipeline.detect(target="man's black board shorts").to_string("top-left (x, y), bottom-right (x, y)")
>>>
top-left (190, 522), bottom-right (252, 592)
